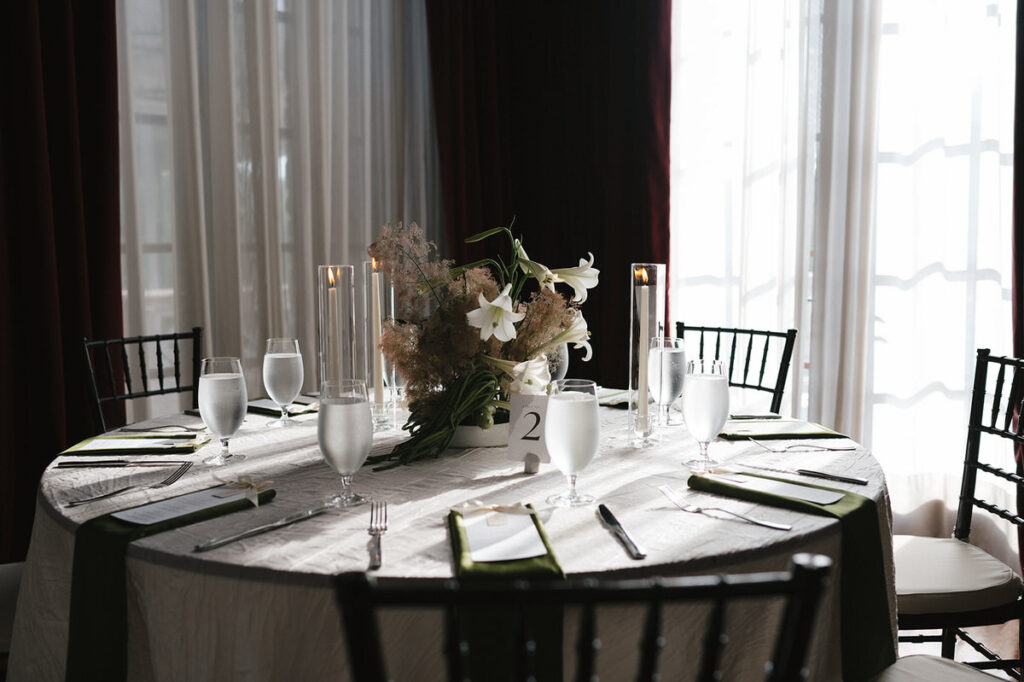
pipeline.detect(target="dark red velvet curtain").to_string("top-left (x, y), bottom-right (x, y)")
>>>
top-left (425, 0), bottom-right (671, 388)
top-left (1014, 0), bottom-right (1024, 571)
top-left (0, 0), bottom-right (122, 562)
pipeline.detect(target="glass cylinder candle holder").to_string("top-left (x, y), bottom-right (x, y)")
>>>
top-left (627, 263), bottom-right (666, 447)
top-left (317, 265), bottom-right (356, 389)
top-left (363, 260), bottom-right (396, 431)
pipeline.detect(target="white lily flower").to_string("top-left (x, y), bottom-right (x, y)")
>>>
top-left (514, 240), bottom-right (556, 290)
top-left (547, 311), bottom-right (593, 361)
top-left (465, 283), bottom-right (525, 342)
top-left (551, 252), bottom-right (600, 303)
top-left (509, 356), bottom-right (551, 395)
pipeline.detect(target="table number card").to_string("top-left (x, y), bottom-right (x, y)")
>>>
top-left (507, 392), bottom-right (549, 472)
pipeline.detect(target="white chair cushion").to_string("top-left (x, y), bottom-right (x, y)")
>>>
top-left (894, 535), bottom-right (1022, 615)
top-left (869, 655), bottom-right (1002, 681)
top-left (0, 561), bottom-right (24, 652)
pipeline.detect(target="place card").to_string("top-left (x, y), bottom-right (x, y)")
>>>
top-left (462, 509), bottom-right (547, 562)
top-left (699, 473), bottom-right (846, 505)
top-left (111, 486), bottom-right (250, 525)
top-left (507, 393), bottom-right (550, 469)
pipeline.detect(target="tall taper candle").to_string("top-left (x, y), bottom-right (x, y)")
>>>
top-left (328, 267), bottom-right (339, 381)
top-left (371, 262), bottom-right (385, 406)
top-left (637, 275), bottom-right (650, 421)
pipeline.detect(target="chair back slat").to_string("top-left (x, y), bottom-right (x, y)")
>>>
top-left (695, 595), bottom-right (726, 682)
top-left (741, 333), bottom-right (754, 387)
top-left (636, 596), bottom-right (663, 682)
top-left (575, 602), bottom-right (597, 682)
top-left (137, 341), bottom-right (148, 392)
top-left (155, 340), bottom-right (166, 391)
top-left (444, 604), bottom-right (465, 682)
top-left (514, 602), bottom-right (534, 681)
top-left (336, 555), bottom-right (831, 681)
top-left (758, 335), bottom-right (771, 386)
top-left (991, 363), bottom-right (1006, 429)
top-left (173, 338), bottom-right (182, 389)
top-left (82, 327), bottom-right (203, 433)
top-left (675, 323), bottom-right (798, 414)
top-left (768, 553), bottom-right (832, 681)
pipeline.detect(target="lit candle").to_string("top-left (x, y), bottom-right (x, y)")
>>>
top-left (371, 259), bottom-right (385, 407)
top-left (636, 267), bottom-right (650, 423)
top-left (328, 267), bottom-right (339, 381)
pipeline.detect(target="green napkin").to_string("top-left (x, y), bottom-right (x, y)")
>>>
top-left (448, 506), bottom-right (564, 680)
top-left (65, 487), bottom-right (277, 681)
top-left (688, 473), bottom-right (895, 681)
top-left (61, 434), bottom-right (210, 456)
top-left (247, 397), bottom-right (318, 417)
top-left (719, 418), bottom-right (847, 440)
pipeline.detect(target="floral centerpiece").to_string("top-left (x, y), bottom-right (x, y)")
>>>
top-left (366, 221), bottom-right (598, 468)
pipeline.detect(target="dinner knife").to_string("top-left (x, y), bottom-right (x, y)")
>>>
top-left (737, 462), bottom-right (869, 486)
top-left (193, 503), bottom-right (335, 552)
top-left (597, 504), bottom-right (646, 560)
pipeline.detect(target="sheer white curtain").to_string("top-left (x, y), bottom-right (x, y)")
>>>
top-left (116, 0), bottom-right (441, 415)
top-left (670, 0), bottom-right (1016, 523)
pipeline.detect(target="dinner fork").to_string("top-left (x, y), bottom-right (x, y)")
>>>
top-left (368, 499), bottom-right (388, 570)
top-left (65, 462), bottom-right (193, 507)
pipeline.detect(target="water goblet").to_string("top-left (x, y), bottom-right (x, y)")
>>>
top-left (545, 379), bottom-right (600, 507)
top-left (198, 357), bottom-right (248, 465)
top-left (263, 338), bottom-right (304, 427)
top-left (318, 379), bottom-right (372, 507)
top-left (648, 336), bottom-right (686, 427)
top-left (682, 359), bottom-right (730, 473)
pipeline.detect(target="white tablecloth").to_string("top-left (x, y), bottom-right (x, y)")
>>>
top-left (9, 408), bottom-right (896, 680)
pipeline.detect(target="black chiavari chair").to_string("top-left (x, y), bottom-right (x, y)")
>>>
top-left (895, 348), bottom-right (1024, 678)
top-left (82, 327), bottom-right (203, 433)
top-left (674, 323), bottom-right (798, 414)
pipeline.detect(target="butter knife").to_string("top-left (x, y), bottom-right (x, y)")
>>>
top-left (193, 503), bottom-right (335, 552)
top-left (737, 462), bottom-right (868, 486)
top-left (598, 504), bottom-right (646, 559)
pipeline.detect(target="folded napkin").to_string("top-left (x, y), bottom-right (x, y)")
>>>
top-left (246, 397), bottom-right (318, 416)
top-left (719, 418), bottom-right (847, 440)
top-left (61, 433), bottom-right (210, 456)
top-left (65, 487), bottom-right (277, 681)
top-left (448, 505), bottom-right (564, 680)
top-left (687, 473), bottom-right (894, 680)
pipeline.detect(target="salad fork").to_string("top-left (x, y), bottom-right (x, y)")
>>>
top-left (65, 461), bottom-right (193, 507)
top-left (658, 485), bottom-right (791, 531)
top-left (368, 499), bottom-right (388, 570)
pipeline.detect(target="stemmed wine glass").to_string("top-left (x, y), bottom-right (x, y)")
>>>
top-left (648, 336), bottom-right (686, 427)
top-left (263, 338), bottom-right (304, 427)
top-left (682, 359), bottom-right (730, 473)
top-left (545, 379), bottom-right (600, 507)
top-left (198, 357), bottom-right (248, 465)
top-left (318, 379), bottom-right (372, 507)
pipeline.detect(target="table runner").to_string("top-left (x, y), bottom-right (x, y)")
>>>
top-left (448, 507), bottom-right (564, 680)
top-left (687, 473), bottom-right (895, 680)
top-left (66, 488), bottom-right (276, 681)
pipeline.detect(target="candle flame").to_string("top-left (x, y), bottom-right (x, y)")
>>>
top-left (371, 257), bottom-right (378, 271)
top-left (634, 267), bottom-right (649, 284)
top-left (328, 267), bottom-right (336, 287)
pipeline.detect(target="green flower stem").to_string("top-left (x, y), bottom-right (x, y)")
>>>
top-left (368, 367), bottom-right (501, 470)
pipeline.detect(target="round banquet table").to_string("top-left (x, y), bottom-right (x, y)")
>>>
top-left (8, 407), bottom-right (896, 681)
